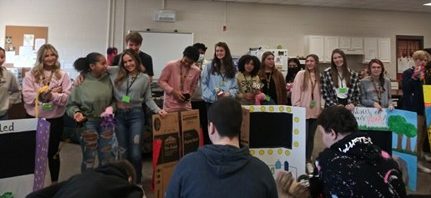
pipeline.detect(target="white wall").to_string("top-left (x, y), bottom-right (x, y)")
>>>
top-left (2, 0), bottom-right (431, 79)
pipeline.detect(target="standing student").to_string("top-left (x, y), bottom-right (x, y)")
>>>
top-left (67, 52), bottom-right (116, 171)
top-left (158, 46), bottom-right (201, 112)
top-left (236, 55), bottom-right (262, 105)
top-left (291, 54), bottom-right (322, 162)
top-left (258, 51), bottom-right (287, 105)
top-left (401, 50), bottom-right (431, 173)
top-left (201, 42), bottom-right (238, 105)
top-left (111, 32), bottom-right (153, 81)
top-left (22, 44), bottom-right (72, 183)
top-left (359, 59), bottom-right (394, 110)
top-left (201, 42), bottom-right (238, 144)
top-left (285, 58), bottom-right (301, 105)
top-left (0, 47), bottom-right (21, 120)
top-left (113, 49), bottom-right (167, 183)
top-left (321, 49), bottom-right (360, 110)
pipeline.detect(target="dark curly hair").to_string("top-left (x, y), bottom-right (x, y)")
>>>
top-left (237, 55), bottom-right (260, 77)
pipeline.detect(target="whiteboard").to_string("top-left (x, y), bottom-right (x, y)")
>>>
top-left (138, 31), bottom-right (194, 80)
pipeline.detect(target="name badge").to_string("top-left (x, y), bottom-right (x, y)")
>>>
top-left (338, 87), bottom-right (348, 94)
top-left (41, 103), bottom-right (54, 111)
top-left (121, 95), bottom-right (131, 103)
top-left (309, 100), bottom-right (316, 109)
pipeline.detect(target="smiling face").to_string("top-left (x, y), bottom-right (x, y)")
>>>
top-left (215, 46), bottom-right (226, 60)
top-left (42, 49), bottom-right (58, 68)
top-left (90, 56), bottom-right (108, 77)
top-left (305, 56), bottom-right (316, 71)
top-left (122, 54), bottom-right (137, 73)
top-left (332, 52), bottom-right (344, 68)
top-left (370, 62), bottom-right (383, 78)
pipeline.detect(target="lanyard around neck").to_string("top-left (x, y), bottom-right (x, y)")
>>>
top-left (126, 73), bottom-right (138, 95)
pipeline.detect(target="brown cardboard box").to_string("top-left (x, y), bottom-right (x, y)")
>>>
top-left (153, 112), bottom-right (180, 198)
top-left (180, 110), bottom-right (202, 157)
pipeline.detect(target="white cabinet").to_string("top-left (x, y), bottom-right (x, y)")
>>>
top-left (364, 37), bottom-right (391, 62)
top-left (364, 38), bottom-right (378, 62)
top-left (339, 37), bottom-right (364, 54)
top-left (324, 36), bottom-right (339, 62)
top-left (378, 38), bottom-right (391, 62)
top-left (305, 36), bottom-right (324, 60)
top-left (351, 37), bottom-right (363, 49)
top-left (305, 35), bottom-right (338, 63)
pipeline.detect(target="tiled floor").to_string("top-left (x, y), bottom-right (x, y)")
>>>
top-left (48, 132), bottom-right (431, 198)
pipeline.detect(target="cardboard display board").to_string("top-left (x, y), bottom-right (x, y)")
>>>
top-left (152, 110), bottom-right (202, 198)
top-left (242, 105), bottom-right (306, 179)
top-left (180, 110), bottom-right (201, 157)
top-left (152, 112), bottom-right (180, 198)
top-left (353, 107), bottom-right (418, 191)
top-left (0, 118), bottom-right (46, 198)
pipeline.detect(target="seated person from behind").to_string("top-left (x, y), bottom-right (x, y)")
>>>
top-left (277, 106), bottom-right (406, 198)
top-left (166, 97), bottom-right (278, 198)
top-left (26, 160), bottom-right (144, 198)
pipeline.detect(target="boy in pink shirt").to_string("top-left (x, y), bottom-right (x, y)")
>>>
top-left (158, 46), bottom-right (201, 112)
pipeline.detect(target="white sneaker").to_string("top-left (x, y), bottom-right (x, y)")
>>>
top-left (417, 161), bottom-right (431, 174)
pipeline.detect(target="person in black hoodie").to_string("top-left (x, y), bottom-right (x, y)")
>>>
top-left (166, 97), bottom-right (277, 198)
top-left (277, 106), bottom-right (407, 198)
top-left (312, 106), bottom-right (406, 197)
top-left (26, 160), bottom-right (144, 198)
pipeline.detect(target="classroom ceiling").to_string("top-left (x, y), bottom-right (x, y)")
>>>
top-left (193, 0), bottom-right (431, 13)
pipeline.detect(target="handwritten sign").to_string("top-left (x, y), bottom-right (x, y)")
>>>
top-left (353, 107), bottom-right (389, 131)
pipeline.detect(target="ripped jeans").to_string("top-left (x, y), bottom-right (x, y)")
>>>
top-left (115, 108), bottom-right (145, 182)
top-left (80, 119), bottom-right (117, 172)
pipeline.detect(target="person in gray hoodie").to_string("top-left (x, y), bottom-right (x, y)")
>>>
top-left (0, 47), bottom-right (21, 120)
top-left (166, 97), bottom-right (277, 198)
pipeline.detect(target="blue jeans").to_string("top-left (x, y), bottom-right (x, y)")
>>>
top-left (115, 108), bottom-right (145, 182)
top-left (80, 119), bottom-right (117, 172)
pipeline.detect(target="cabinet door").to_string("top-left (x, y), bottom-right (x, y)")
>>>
top-left (308, 36), bottom-right (324, 60)
top-left (324, 36), bottom-right (339, 62)
top-left (364, 38), bottom-right (378, 62)
top-left (351, 37), bottom-right (363, 49)
top-left (339, 37), bottom-right (351, 49)
top-left (378, 38), bottom-right (391, 62)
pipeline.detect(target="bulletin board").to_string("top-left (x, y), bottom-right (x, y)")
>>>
top-left (5, 25), bottom-right (48, 54)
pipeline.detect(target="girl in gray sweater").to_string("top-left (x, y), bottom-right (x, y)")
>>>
top-left (359, 59), bottom-right (393, 110)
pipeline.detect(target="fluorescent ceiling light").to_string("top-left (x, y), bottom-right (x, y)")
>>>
top-left (424, 2), bottom-right (431, 6)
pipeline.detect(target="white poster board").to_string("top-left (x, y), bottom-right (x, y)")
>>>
top-left (138, 31), bottom-right (193, 80)
top-left (244, 105), bottom-right (306, 179)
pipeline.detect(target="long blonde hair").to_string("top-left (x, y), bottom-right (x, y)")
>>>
top-left (32, 44), bottom-right (62, 83)
top-left (302, 54), bottom-right (320, 91)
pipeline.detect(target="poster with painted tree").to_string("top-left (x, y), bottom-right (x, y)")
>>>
top-left (388, 109), bottom-right (418, 191)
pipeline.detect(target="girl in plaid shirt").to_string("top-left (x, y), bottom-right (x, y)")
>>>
top-left (321, 49), bottom-right (360, 111)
